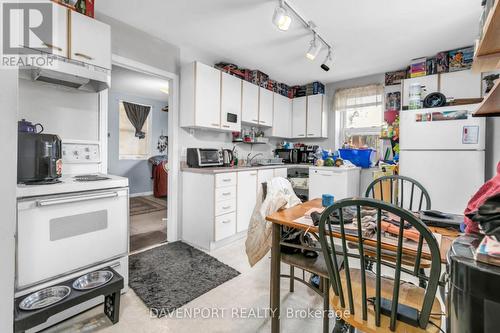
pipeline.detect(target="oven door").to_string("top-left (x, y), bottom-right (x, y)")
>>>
top-left (275, 150), bottom-right (292, 163)
top-left (199, 149), bottom-right (222, 166)
top-left (16, 188), bottom-right (129, 289)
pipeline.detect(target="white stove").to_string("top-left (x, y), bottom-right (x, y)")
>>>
top-left (16, 173), bottom-right (129, 198)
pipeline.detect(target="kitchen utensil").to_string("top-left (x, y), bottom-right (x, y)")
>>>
top-left (72, 270), bottom-right (114, 291)
top-left (18, 119), bottom-right (44, 134)
top-left (222, 149), bottom-right (234, 167)
top-left (19, 286), bottom-right (71, 311)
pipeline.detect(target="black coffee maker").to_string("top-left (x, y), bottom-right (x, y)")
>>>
top-left (18, 132), bottom-right (62, 184)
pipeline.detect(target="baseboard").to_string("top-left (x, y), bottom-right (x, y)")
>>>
top-left (130, 191), bottom-right (154, 198)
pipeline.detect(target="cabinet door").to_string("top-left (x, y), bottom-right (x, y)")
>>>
top-left (292, 97), bottom-right (307, 138)
top-left (237, 171), bottom-right (258, 233)
top-left (258, 87), bottom-right (274, 127)
top-left (29, 4), bottom-right (68, 57)
top-left (258, 169), bottom-right (275, 188)
top-left (220, 72), bottom-right (242, 132)
top-left (274, 168), bottom-right (288, 178)
top-left (271, 93), bottom-right (292, 138)
top-left (241, 81), bottom-right (259, 125)
top-left (402, 75), bottom-right (438, 107)
top-left (70, 11), bottom-right (111, 69)
top-left (306, 94), bottom-right (323, 138)
top-left (195, 62), bottom-right (221, 129)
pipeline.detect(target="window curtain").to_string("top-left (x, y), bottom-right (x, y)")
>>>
top-left (334, 84), bottom-right (383, 112)
top-left (123, 101), bottom-right (151, 139)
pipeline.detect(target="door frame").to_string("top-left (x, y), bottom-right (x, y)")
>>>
top-left (111, 54), bottom-right (180, 242)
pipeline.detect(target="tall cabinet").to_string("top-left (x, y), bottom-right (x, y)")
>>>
top-left (292, 95), bottom-right (327, 139)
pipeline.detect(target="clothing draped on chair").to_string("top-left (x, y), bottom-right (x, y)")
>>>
top-left (245, 177), bottom-right (301, 266)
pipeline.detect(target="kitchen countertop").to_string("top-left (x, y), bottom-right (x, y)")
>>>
top-left (181, 164), bottom-right (311, 174)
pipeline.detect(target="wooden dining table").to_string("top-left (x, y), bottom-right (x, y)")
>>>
top-left (265, 198), bottom-right (461, 333)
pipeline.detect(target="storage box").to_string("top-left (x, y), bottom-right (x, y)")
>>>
top-left (448, 46), bottom-right (474, 72)
top-left (305, 81), bottom-right (325, 95)
top-left (339, 148), bottom-right (373, 168)
top-left (410, 57), bottom-right (427, 78)
top-left (249, 70), bottom-right (269, 88)
top-left (214, 62), bottom-right (246, 79)
top-left (385, 70), bottom-right (406, 86)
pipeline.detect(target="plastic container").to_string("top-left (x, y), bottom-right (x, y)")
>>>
top-left (339, 148), bottom-right (373, 168)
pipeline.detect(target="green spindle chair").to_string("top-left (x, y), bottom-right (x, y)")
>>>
top-left (318, 198), bottom-right (442, 333)
top-left (365, 175), bottom-right (432, 288)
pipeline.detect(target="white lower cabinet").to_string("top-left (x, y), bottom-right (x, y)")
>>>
top-left (182, 166), bottom-right (290, 250)
top-left (309, 167), bottom-right (361, 201)
top-left (237, 171), bottom-right (258, 233)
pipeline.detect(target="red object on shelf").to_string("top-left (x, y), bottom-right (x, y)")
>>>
top-left (85, 0), bottom-right (95, 18)
top-left (153, 161), bottom-right (168, 198)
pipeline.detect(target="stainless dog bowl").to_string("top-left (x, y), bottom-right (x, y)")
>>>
top-left (19, 286), bottom-right (71, 311)
top-left (72, 270), bottom-right (114, 291)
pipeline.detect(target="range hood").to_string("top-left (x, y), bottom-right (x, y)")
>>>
top-left (20, 57), bottom-right (110, 92)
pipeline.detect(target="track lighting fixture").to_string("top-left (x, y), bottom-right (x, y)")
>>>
top-left (272, 0), bottom-right (292, 31)
top-left (321, 48), bottom-right (333, 71)
top-left (306, 33), bottom-right (321, 61)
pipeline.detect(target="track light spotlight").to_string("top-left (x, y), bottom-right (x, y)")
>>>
top-left (321, 48), bottom-right (333, 71)
top-left (306, 33), bottom-right (321, 60)
top-left (272, 0), bottom-right (292, 31)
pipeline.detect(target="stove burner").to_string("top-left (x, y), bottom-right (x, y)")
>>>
top-left (22, 179), bottom-right (62, 185)
top-left (74, 175), bottom-right (111, 182)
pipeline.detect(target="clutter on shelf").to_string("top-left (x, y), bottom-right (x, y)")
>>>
top-left (214, 62), bottom-right (324, 99)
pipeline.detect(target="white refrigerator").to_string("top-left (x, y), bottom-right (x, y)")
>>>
top-left (399, 104), bottom-right (486, 214)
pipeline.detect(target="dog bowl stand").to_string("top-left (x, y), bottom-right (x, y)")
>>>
top-left (14, 267), bottom-right (124, 333)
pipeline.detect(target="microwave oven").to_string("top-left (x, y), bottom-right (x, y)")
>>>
top-left (186, 148), bottom-right (223, 168)
top-left (275, 149), bottom-right (299, 164)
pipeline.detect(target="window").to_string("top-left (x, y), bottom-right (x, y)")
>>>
top-left (119, 101), bottom-right (152, 160)
top-left (335, 84), bottom-right (383, 149)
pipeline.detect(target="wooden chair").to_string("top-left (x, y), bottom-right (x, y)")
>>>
top-left (318, 198), bottom-right (443, 333)
top-left (365, 175), bottom-right (432, 288)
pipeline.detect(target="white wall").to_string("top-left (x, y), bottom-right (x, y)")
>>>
top-left (0, 70), bottom-right (17, 333)
top-left (486, 118), bottom-right (500, 180)
top-left (18, 79), bottom-right (100, 142)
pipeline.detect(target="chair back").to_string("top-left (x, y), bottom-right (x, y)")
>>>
top-left (318, 198), bottom-right (441, 331)
top-left (365, 175), bottom-right (431, 211)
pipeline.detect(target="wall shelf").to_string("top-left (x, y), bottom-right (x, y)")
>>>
top-left (472, 0), bottom-right (500, 72)
top-left (232, 141), bottom-right (267, 145)
top-left (473, 79), bottom-right (500, 117)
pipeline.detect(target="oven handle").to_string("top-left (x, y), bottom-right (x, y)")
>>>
top-left (36, 191), bottom-right (119, 207)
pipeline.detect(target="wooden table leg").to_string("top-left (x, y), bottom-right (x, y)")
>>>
top-left (270, 223), bottom-right (281, 333)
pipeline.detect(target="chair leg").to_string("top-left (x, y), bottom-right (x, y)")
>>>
top-left (289, 265), bottom-right (295, 292)
top-left (323, 277), bottom-right (330, 333)
top-left (419, 268), bottom-right (427, 289)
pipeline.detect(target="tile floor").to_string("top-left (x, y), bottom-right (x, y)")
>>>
top-left (42, 238), bottom-right (327, 333)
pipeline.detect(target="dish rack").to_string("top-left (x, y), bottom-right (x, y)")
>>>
top-left (254, 158), bottom-right (284, 166)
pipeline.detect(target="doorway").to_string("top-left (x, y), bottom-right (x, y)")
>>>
top-left (108, 63), bottom-right (173, 252)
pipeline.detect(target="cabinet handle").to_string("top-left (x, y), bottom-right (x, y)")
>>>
top-left (211, 123), bottom-right (220, 127)
top-left (307, 134), bottom-right (315, 136)
top-left (260, 120), bottom-right (267, 123)
top-left (297, 134), bottom-right (305, 137)
top-left (110, 262), bottom-right (121, 268)
top-left (222, 192), bottom-right (231, 196)
top-left (222, 206), bottom-right (231, 210)
top-left (222, 178), bottom-right (231, 182)
top-left (252, 119), bottom-right (259, 122)
top-left (43, 42), bottom-right (62, 51)
top-left (74, 52), bottom-right (94, 61)
top-left (249, 172), bottom-right (257, 176)
top-left (222, 125), bottom-right (230, 128)
top-left (222, 220), bottom-right (232, 224)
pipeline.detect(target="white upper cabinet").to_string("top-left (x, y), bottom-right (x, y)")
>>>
top-left (306, 94), bottom-right (328, 138)
top-left (220, 72), bottom-right (242, 132)
top-left (181, 61), bottom-right (222, 129)
top-left (292, 96), bottom-right (307, 138)
top-left (29, 4), bottom-right (68, 57)
top-left (241, 81), bottom-right (260, 125)
top-left (270, 93), bottom-right (292, 138)
top-left (258, 87), bottom-right (274, 127)
top-left (70, 10), bottom-right (111, 69)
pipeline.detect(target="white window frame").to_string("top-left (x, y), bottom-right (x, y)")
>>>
top-left (118, 100), bottom-right (153, 160)
top-left (336, 85), bottom-right (384, 145)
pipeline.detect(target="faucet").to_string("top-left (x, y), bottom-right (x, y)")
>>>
top-left (247, 153), bottom-right (263, 166)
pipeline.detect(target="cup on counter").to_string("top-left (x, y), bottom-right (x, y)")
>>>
top-left (322, 194), bottom-right (334, 207)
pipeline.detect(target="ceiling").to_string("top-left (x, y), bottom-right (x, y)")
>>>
top-left (97, 0), bottom-right (481, 85)
top-left (111, 65), bottom-right (169, 101)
